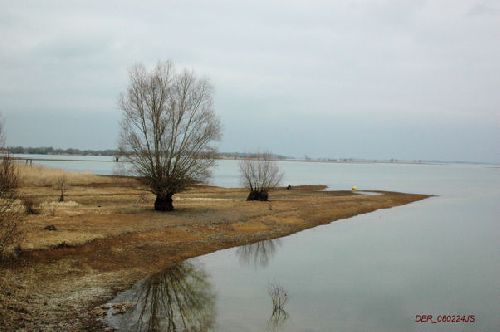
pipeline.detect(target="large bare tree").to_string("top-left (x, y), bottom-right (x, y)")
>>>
top-left (119, 61), bottom-right (221, 211)
top-left (240, 152), bottom-right (283, 201)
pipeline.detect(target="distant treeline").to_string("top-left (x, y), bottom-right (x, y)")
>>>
top-left (8, 146), bottom-right (118, 156)
top-left (7, 146), bottom-right (291, 160)
top-left (218, 152), bottom-right (290, 160)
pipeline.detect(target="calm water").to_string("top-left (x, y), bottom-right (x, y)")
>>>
top-left (13, 154), bottom-right (115, 174)
top-left (17, 155), bottom-right (500, 331)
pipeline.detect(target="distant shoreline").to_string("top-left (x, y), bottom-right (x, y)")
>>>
top-left (7, 153), bottom-right (498, 167)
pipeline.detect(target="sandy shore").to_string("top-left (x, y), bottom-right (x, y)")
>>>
top-left (0, 174), bottom-right (430, 330)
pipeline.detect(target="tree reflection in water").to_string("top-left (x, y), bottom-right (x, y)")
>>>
top-left (236, 239), bottom-right (281, 268)
top-left (111, 262), bottom-right (215, 332)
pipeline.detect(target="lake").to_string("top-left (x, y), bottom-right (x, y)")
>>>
top-left (16, 155), bottom-right (500, 331)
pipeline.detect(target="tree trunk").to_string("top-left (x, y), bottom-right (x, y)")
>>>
top-left (247, 190), bottom-right (269, 201)
top-left (154, 193), bottom-right (174, 211)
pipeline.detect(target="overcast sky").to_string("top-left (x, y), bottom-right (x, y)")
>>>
top-left (1, 0), bottom-right (499, 162)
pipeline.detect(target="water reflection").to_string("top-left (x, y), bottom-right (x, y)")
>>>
top-left (267, 283), bottom-right (289, 331)
top-left (236, 239), bottom-right (281, 268)
top-left (108, 262), bottom-right (215, 332)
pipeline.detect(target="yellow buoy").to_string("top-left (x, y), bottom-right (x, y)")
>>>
top-left (351, 185), bottom-right (357, 191)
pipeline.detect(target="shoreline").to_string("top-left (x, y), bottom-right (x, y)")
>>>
top-left (9, 153), bottom-right (496, 167)
top-left (0, 172), bottom-right (431, 330)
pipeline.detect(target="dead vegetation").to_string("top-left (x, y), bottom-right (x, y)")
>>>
top-left (268, 283), bottom-right (289, 330)
top-left (0, 155), bottom-right (23, 259)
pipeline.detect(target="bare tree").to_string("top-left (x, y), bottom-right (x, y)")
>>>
top-left (119, 61), bottom-right (221, 211)
top-left (240, 152), bottom-right (283, 201)
top-left (55, 175), bottom-right (68, 202)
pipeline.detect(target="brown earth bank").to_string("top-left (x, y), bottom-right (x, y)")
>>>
top-left (0, 169), bottom-right (430, 331)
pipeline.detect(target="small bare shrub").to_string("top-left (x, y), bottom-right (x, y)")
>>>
top-left (0, 155), bottom-right (18, 194)
top-left (268, 283), bottom-right (288, 311)
top-left (267, 283), bottom-right (289, 330)
top-left (55, 175), bottom-right (69, 202)
top-left (0, 155), bottom-right (23, 259)
top-left (240, 152), bottom-right (283, 201)
top-left (22, 196), bottom-right (39, 214)
top-left (0, 201), bottom-right (23, 258)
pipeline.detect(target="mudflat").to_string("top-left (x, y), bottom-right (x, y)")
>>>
top-left (0, 170), bottom-right (430, 330)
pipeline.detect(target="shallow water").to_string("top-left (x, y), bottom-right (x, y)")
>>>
top-left (13, 154), bottom-right (115, 174)
top-left (17, 155), bottom-right (500, 331)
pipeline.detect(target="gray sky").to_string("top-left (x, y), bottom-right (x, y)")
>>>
top-left (1, 0), bottom-right (499, 162)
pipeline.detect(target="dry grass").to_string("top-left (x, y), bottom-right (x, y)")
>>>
top-left (17, 163), bottom-right (127, 187)
top-left (0, 268), bottom-right (34, 327)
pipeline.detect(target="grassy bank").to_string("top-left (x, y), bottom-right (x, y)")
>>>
top-left (0, 165), bottom-right (430, 330)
